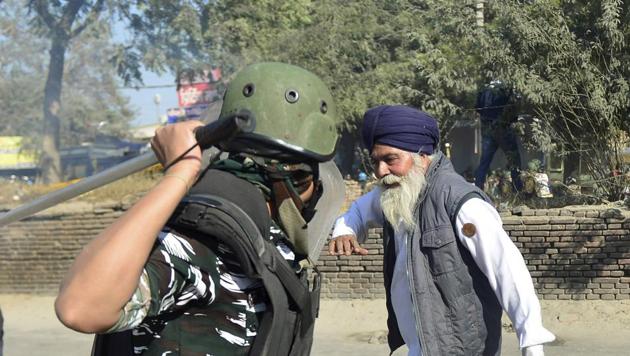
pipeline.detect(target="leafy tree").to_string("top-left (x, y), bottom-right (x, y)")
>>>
top-left (200, 0), bottom-right (629, 199)
top-left (0, 0), bottom-right (49, 139)
top-left (27, 0), bottom-right (107, 183)
top-left (178, 0), bottom-right (485, 175)
top-left (0, 0), bottom-right (134, 182)
top-left (111, 1), bottom-right (216, 86)
top-left (198, 0), bottom-right (482, 134)
top-left (479, 0), bottom-right (630, 199)
top-left (44, 0), bottom-right (626, 199)
top-left (57, 19), bottom-right (135, 146)
top-left (2, 0), bottom-right (218, 183)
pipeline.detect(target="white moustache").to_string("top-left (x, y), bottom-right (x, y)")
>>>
top-left (379, 174), bottom-right (403, 187)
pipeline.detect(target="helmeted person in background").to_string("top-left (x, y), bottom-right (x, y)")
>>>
top-left (475, 80), bottom-right (523, 192)
top-left (329, 105), bottom-right (555, 356)
top-left (55, 62), bottom-right (340, 356)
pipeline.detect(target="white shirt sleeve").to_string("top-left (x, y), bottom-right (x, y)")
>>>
top-left (331, 187), bottom-right (384, 243)
top-left (455, 197), bottom-right (556, 349)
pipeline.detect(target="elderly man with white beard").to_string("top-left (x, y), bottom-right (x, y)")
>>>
top-left (329, 105), bottom-right (555, 356)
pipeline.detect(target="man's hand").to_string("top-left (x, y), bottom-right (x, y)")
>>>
top-left (151, 120), bottom-right (204, 177)
top-left (328, 235), bottom-right (368, 256)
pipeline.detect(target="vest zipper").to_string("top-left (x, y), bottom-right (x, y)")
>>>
top-left (406, 228), bottom-right (428, 356)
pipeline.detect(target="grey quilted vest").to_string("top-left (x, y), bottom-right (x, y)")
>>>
top-left (383, 152), bottom-right (502, 356)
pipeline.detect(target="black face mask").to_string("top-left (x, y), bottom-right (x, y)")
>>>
top-left (300, 180), bottom-right (322, 222)
top-left (285, 163), bottom-right (321, 223)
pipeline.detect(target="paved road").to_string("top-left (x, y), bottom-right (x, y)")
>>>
top-left (1, 295), bottom-right (629, 355)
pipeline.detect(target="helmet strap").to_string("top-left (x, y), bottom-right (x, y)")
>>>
top-left (247, 157), bottom-right (320, 223)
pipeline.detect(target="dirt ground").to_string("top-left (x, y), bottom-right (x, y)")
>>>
top-left (1, 294), bottom-right (629, 356)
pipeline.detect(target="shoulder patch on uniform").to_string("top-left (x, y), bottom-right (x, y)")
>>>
top-left (462, 223), bottom-right (476, 237)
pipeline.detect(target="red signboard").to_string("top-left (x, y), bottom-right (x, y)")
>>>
top-left (177, 82), bottom-right (218, 108)
top-left (176, 68), bottom-right (222, 119)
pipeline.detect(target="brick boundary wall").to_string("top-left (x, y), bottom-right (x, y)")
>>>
top-left (319, 206), bottom-right (630, 300)
top-left (0, 202), bottom-right (127, 293)
top-left (1, 181), bottom-right (629, 299)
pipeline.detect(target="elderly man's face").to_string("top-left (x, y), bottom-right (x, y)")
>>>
top-left (371, 144), bottom-right (430, 178)
top-left (372, 143), bottom-right (431, 232)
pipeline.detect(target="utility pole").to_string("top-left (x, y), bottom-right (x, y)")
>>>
top-left (474, 1), bottom-right (484, 155)
top-left (476, 1), bottom-right (485, 27)
top-left (153, 94), bottom-right (162, 124)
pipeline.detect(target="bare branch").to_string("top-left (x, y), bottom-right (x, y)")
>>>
top-left (59, 0), bottom-right (86, 34)
top-left (31, 0), bottom-right (58, 31)
top-left (70, 0), bottom-right (106, 38)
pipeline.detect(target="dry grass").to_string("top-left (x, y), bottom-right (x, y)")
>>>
top-left (79, 167), bottom-right (162, 203)
top-left (0, 165), bottom-right (162, 208)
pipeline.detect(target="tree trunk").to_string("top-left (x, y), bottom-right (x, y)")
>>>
top-left (39, 36), bottom-right (68, 184)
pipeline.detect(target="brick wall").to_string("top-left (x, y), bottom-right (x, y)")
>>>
top-left (319, 204), bottom-right (630, 300)
top-left (2, 183), bottom-right (629, 300)
top-left (0, 202), bottom-right (125, 293)
top-left (502, 207), bottom-right (630, 301)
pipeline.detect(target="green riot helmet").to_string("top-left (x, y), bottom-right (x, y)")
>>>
top-left (218, 62), bottom-right (338, 163)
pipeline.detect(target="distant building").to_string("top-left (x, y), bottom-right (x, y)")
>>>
top-left (0, 136), bottom-right (39, 180)
top-left (129, 123), bottom-right (162, 141)
top-left (59, 135), bottom-right (147, 180)
top-left (176, 68), bottom-right (222, 122)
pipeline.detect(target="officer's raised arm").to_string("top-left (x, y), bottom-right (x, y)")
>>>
top-left (55, 120), bottom-right (203, 333)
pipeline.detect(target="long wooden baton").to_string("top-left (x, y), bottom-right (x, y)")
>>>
top-left (0, 114), bottom-right (255, 227)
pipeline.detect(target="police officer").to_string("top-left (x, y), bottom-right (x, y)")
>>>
top-left (474, 80), bottom-right (523, 191)
top-left (55, 62), bottom-right (340, 356)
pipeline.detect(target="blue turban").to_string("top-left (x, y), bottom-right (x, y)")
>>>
top-left (362, 105), bottom-right (440, 154)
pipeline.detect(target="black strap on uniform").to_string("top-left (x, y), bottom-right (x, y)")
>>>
top-left (166, 194), bottom-right (319, 356)
top-left (91, 330), bottom-right (133, 356)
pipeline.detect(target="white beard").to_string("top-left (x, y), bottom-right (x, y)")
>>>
top-left (379, 155), bottom-right (427, 233)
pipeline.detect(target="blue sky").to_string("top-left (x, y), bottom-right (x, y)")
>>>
top-left (113, 21), bottom-right (179, 127)
top-left (120, 70), bottom-right (179, 127)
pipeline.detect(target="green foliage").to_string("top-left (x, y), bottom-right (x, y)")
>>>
top-left (59, 20), bottom-right (135, 145)
top-left (208, 0), bottom-right (630, 199)
top-left (0, 1), bottom-right (49, 141)
top-left (112, 0), bottom-right (217, 85)
top-left (115, 0), bottom-right (628, 199)
top-left (112, 1), bottom-right (485, 136)
top-left (479, 0), bottom-right (630, 200)
top-left (14, 0), bottom-right (625, 196)
top-left (194, 0), bottom-right (484, 137)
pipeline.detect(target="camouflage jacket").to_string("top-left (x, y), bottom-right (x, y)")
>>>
top-left (100, 221), bottom-right (300, 356)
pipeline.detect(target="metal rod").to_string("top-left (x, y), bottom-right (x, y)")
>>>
top-left (0, 151), bottom-right (158, 227)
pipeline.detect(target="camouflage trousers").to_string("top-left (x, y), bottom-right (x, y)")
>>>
top-left (475, 122), bottom-right (523, 191)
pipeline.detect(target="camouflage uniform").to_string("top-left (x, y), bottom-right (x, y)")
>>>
top-left (89, 62), bottom-right (339, 356)
top-left (103, 221), bottom-right (300, 356)
top-left (475, 84), bottom-right (523, 191)
top-left (480, 120), bottom-right (522, 167)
